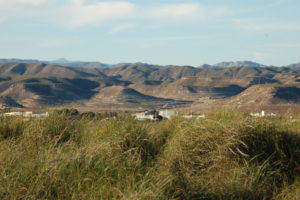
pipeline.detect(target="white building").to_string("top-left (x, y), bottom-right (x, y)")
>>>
top-left (159, 110), bottom-right (177, 119)
top-left (3, 111), bottom-right (49, 118)
top-left (3, 112), bottom-right (23, 116)
top-left (182, 114), bottom-right (206, 119)
top-left (250, 110), bottom-right (278, 117)
top-left (134, 111), bottom-right (159, 120)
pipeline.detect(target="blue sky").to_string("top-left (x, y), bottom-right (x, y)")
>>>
top-left (0, 0), bottom-right (299, 66)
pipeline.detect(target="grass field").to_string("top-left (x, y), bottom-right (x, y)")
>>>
top-left (1, 109), bottom-right (300, 199)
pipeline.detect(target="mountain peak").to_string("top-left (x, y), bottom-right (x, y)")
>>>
top-left (52, 58), bottom-right (69, 64)
top-left (214, 61), bottom-right (265, 68)
top-left (199, 61), bottom-right (266, 68)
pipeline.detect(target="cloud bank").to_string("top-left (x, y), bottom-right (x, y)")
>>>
top-left (68, 0), bottom-right (135, 27)
top-left (1, 0), bottom-right (298, 34)
top-left (0, 0), bottom-right (234, 28)
top-left (0, 0), bottom-right (43, 7)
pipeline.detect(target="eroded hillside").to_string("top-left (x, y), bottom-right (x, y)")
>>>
top-left (1, 62), bottom-right (300, 109)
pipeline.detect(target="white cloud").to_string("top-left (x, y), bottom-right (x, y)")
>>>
top-left (144, 3), bottom-right (234, 21)
top-left (0, 0), bottom-right (234, 27)
top-left (17, 0), bottom-right (42, 5)
top-left (66, 1), bottom-right (234, 27)
top-left (236, 19), bottom-right (300, 31)
top-left (154, 4), bottom-right (201, 19)
top-left (110, 23), bottom-right (137, 33)
top-left (0, 0), bottom-right (45, 23)
top-left (0, 0), bottom-right (43, 7)
top-left (66, 2), bottom-right (206, 27)
top-left (68, 0), bottom-right (135, 27)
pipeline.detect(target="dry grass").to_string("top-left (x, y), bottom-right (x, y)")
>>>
top-left (1, 109), bottom-right (300, 199)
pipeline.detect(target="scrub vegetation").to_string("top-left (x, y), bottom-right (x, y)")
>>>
top-left (1, 109), bottom-right (300, 200)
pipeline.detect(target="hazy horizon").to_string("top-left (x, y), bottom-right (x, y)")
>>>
top-left (0, 57), bottom-right (299, 67)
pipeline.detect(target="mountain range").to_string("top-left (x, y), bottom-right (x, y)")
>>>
top-left (198, 61), bottom-right (267, 68)
top-left (0, 58), bottom-right (110, 69)
top-left (0, 60), bottom-right (300, 110)
top-left (1, 58), bottom-right (299, 69)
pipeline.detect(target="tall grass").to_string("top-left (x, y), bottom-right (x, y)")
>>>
top-left (1, 109), bottom-right (300, 199)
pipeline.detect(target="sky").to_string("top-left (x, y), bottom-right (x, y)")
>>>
top-left (0, 0), bottom-right (299, 66)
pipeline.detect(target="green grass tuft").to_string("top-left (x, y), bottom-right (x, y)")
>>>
top-left (1, 109), bottom-right (300, 199)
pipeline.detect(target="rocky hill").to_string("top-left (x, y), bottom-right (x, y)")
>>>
top-left (224, 84), bottom-right (300, 105)
top-left (0, 63), bottom-right (106, 78)
top-left (1, 62), bottom-right (300, 109)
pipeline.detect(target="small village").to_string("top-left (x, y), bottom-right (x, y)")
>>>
top-left (133, 110), bottom-right (206, 120)
top-left (1, 107), bottom-right (280, 120)
top-left (2, 111), bottom-right (49, 118)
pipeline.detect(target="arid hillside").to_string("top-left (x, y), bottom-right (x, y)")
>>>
top-left (1, 62), bottom-right (300, 109)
